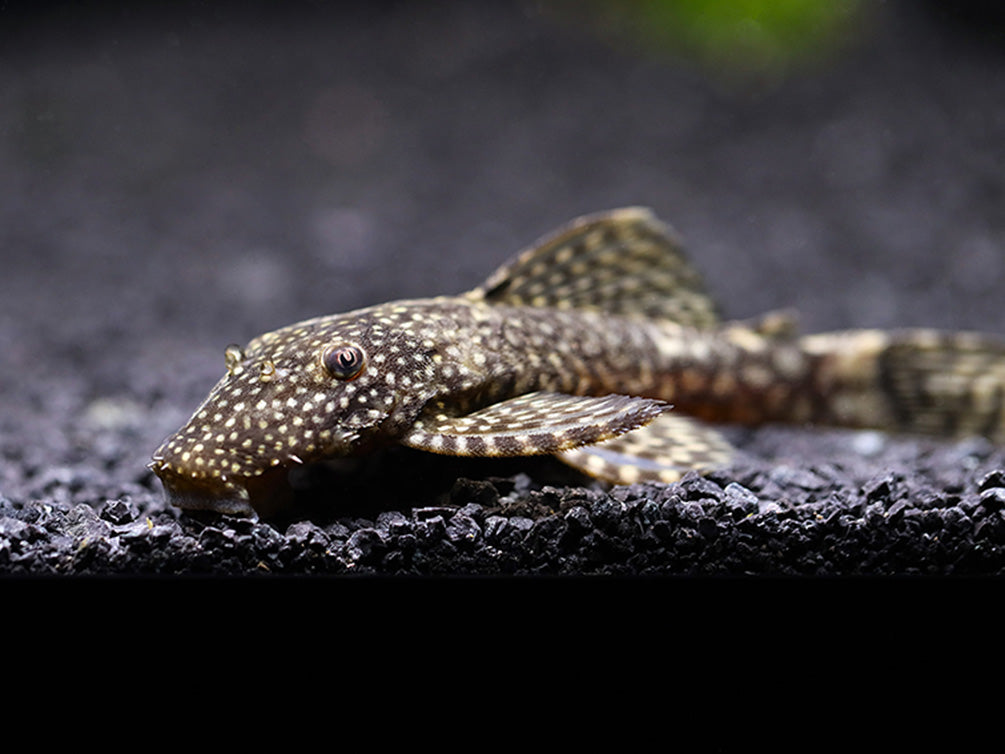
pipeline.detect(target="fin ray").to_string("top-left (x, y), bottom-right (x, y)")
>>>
top-left (400, 391), bottom-right (668, 457)
top-left (469, 208), bottom-right (720, 327)
top-left (556, 413), bottom-right (735, 484)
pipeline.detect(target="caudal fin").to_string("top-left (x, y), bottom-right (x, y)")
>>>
top-left (801, 329), bottom-right (1005, 442)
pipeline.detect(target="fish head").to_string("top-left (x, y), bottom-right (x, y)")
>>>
top-left (150, 302), bottom-right (466, 517)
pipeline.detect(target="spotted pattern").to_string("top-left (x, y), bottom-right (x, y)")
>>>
top-left (474, 207), bottom-right (719, 326)
top-left (402, 391), bottom-right (668, 456)
top-left (151, 207), bottom-right (1005, 517)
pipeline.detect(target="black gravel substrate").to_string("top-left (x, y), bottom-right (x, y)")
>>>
top-left (2, 1), bottom-right (1004, 576)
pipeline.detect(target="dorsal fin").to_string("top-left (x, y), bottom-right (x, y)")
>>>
top-left (467, 207), bottom-right (720, 328)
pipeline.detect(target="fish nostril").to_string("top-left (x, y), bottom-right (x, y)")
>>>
top-left (259, 359), bottom-right (277, 382)
top-left (224, 344), bottom-right (245, 374)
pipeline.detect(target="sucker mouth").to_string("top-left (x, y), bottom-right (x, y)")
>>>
top-left (149, 421), bottom-right (370, 518)
top-left (152, 461), bottom-right (296, 519)
top-left (159, 475), bottom-right (256, 517)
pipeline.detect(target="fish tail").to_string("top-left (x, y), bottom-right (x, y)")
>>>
top-left (801, 329), bottom-right (1005, 441)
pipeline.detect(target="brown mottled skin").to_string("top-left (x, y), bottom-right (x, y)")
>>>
top-left (151, 208), bottom-right (1005, 518)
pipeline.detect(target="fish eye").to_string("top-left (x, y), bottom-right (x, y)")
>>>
top-left (321, 344), bottom-right (366, 381)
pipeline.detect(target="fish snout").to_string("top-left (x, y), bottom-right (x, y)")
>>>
top-left (149, 430), bottom-right (294, 517)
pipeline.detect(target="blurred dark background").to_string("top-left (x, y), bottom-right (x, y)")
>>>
top-left (0, 1), bottom-right (1003, 476)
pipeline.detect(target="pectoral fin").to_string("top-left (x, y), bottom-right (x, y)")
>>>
top-left (556, 413), bottom-right (735, 484)
top-left (400, 391), bottom-right (668, 457)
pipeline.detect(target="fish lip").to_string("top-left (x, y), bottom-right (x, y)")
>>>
top-left (151, 459), bottom-right (296, 519)
top-left (154, 467), bottom-right (258, 517)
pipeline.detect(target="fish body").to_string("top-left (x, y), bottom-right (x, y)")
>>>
top-left (151, 208), bottom-right (1005, 517)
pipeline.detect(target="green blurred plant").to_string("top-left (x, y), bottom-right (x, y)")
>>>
top-left (555, 0), bottom-right (870, 86)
